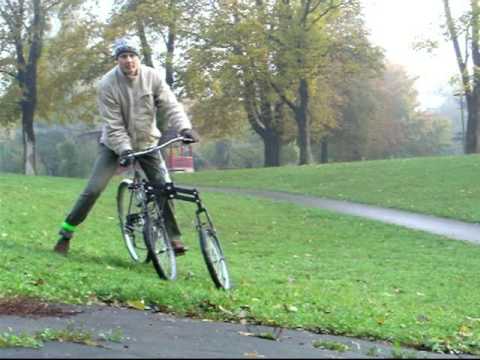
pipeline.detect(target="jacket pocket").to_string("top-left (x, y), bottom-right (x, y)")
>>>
top-left (138, 92), bottom-right (154, 112)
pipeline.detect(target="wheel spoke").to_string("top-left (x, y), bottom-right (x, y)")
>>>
top-left (200, 227), bottom-right (231, 290)
top-left (144, 201), bottom-right (176, 280)
top-left (118, 181), bottom-right (149, 262)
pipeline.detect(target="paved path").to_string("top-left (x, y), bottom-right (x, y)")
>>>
top-left (200, 187), bottom-right (480, 244)
top-left (2, 188), bottom-right (480, 358)
top-left (0, 305), bottom-right (473, 359)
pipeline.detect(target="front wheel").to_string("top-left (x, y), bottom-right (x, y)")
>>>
top-left (117, 179), bottom-right (149, 262)
top-left (199, 227), bottom-right (231, 290)
top-left (144, 201), bottom-right (177, 280)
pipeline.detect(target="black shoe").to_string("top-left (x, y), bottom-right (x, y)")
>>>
top-left (54, 229), bottom-right (73, 256)
top-left (54, 238), bottom-right (70, 255)
top-left (171, 239), bottom-right (188, 256)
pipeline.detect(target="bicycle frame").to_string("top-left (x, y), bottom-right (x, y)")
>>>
top-left (127, 136), bottom-right (216, 234)
top-left (158, 184), bottom-right (216, 234)
top-left (119, 136), bottom-right (229, 288)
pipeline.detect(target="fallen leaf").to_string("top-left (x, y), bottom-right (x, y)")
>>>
top-left (238, 331), bottom-right (255, 337)
top-left (219, 305), bottom-right (233, 315)
top-left (127, 299), bottom-right (145, 310)
top-left (244, 351), bottom-right (265, 358)
top-left (32, 278), bottom-right (45, 286)
top-left (458, 325), bottom-right (473, 337)
top-left (284, 305), bottom-right (298, 313)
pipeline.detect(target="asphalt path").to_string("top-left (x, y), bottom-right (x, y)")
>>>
top-left (0, 305), bottom-right (474, 359)
top-left (200, 187), bottom-right (480, 244)
top-left (1, 188), bottom-right (479, 358)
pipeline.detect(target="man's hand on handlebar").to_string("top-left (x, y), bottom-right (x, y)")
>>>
top-left (180, 128), bottom-right (200, 143)
top-left (119, 149), bottom-right (134, 167)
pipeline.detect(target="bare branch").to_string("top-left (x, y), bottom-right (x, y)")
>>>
top-left (442, 0), bottom-right (470, 94)
top-left (307, 0), bottom-right (345, 29)
top-left (44, 0), bottom-right (62, 12)
top-left (0, 68), bottom-right (16, 78)
top-left (270, 80), bottom-right (296, 112)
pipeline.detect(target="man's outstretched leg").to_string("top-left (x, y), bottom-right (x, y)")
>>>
top-left (54, 144), bottom-right (118, 255)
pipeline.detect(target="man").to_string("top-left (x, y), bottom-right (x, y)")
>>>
top-left (54, 37), bottom-right (198, 256)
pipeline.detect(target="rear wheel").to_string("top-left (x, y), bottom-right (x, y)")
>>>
top-left (144, 200), bottom-right (177, 280)
top-left (199, 227), bottom-right (231, 289)
top-left (117, 180), bottom-right (149, 262)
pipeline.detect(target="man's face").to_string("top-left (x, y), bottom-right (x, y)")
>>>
top-left (117, 52), bottom-right (140, 76)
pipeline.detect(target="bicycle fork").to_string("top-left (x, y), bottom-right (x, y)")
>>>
top-left (159, 183), bottom-right (216, 234)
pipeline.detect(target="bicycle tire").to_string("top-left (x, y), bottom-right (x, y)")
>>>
top-left (199, 227), bottom-right (231, 289)
top-left (143, 201), bottom-right (177, 280)
top-left (117, 180), bottom-right (149, 262)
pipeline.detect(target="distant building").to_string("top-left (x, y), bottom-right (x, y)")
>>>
top-left (160, 128), bottom-right (195, 173)
top-left (165, 142), bottom-right (194, 173)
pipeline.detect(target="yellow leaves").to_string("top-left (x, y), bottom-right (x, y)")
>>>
top-left (284, 304), bottom-right (298, 313)
top-left (458, 324), bottom-right (473, 338)
top-left (126, 299), bottom-right (145, 311)
top-left (243, 351), bottom-right (265, 358)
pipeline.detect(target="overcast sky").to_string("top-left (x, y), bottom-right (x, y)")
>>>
top-left (361, 0), bottom-right (469, 109)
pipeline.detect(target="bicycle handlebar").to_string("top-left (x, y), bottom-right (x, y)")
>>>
top-left (127, 136), bottom-right (194, 158)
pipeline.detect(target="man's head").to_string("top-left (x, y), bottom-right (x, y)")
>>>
top-left (113, 38), bottom-right (140, 77)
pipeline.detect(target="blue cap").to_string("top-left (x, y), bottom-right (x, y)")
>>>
top-left (113, 38), bottom-right (140, 59)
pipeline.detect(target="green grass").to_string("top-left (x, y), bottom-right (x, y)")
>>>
top-left (1, 171), bottom-right (480, 354)
top-left (0, 325), bottom-right (122, 349)
top-left (312, 339), bottom-right (350, 352)
top-left (176, 154), bottom-right (480, 223)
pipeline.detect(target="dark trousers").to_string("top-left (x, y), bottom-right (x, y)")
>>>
top-left (65, 143), bottom-right (181, 239)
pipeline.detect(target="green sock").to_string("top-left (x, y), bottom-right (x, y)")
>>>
top-left (61, 221), bottom-right (76, 233)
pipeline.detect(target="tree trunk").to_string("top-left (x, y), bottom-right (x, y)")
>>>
top-left (470, 0), bottom-right (480, 153)
top-left (320, 139), bottom-right (328, 163)
top-left (296, 79), bottom-right (313, 165)
top-left (18, 0), bottom-right (43, 175)
top-left (22, 105), bottom-right (36, 175)
top-left (443, 0), bottom-right (480, 153)
top-left (465, 93), bottom-right (479, 153)
top-left (165, 0), bottom-right (177, 88)
top-left (165, 30), bottom-right (176, 88)
top-left (136, 18), bottom-right (154, 67)
top-left (242, 77), bottom-right (283, 167)
top-left (214, 140), bottom-right (231, 168)
top-left (263, 130), bottom-right (281, 167)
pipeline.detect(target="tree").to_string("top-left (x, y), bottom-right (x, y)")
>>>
top-left (328, 63), bottom-right (452, 161)
top-left (267, 0), bottom-right (346, 164)
top-left (36, 11), bottom-right (112, 124)
top-left (184, 0), bottom-right (296, 167)
top-left (442, 0), bottom-right (480, 153)
top-left (308, 1), bottom-right (383, 163)
top-left (0, 0), bottom-right (48, 174)
top-left (0, 0), bottom-right (87, 175)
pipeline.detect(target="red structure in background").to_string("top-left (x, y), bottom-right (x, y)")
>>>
top-left (78, 129), bottom-right (195, 173)
top-left (165, 142), bottom-right (195, 173)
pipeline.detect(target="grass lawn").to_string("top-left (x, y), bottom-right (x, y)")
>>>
top-left (1, 171), bottom-right (480, 354)
top-left (176, 154), bottom-right (480, 223)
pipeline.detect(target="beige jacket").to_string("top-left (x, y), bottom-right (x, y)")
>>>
top-left (98, 64), bottom-right (192, 154)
